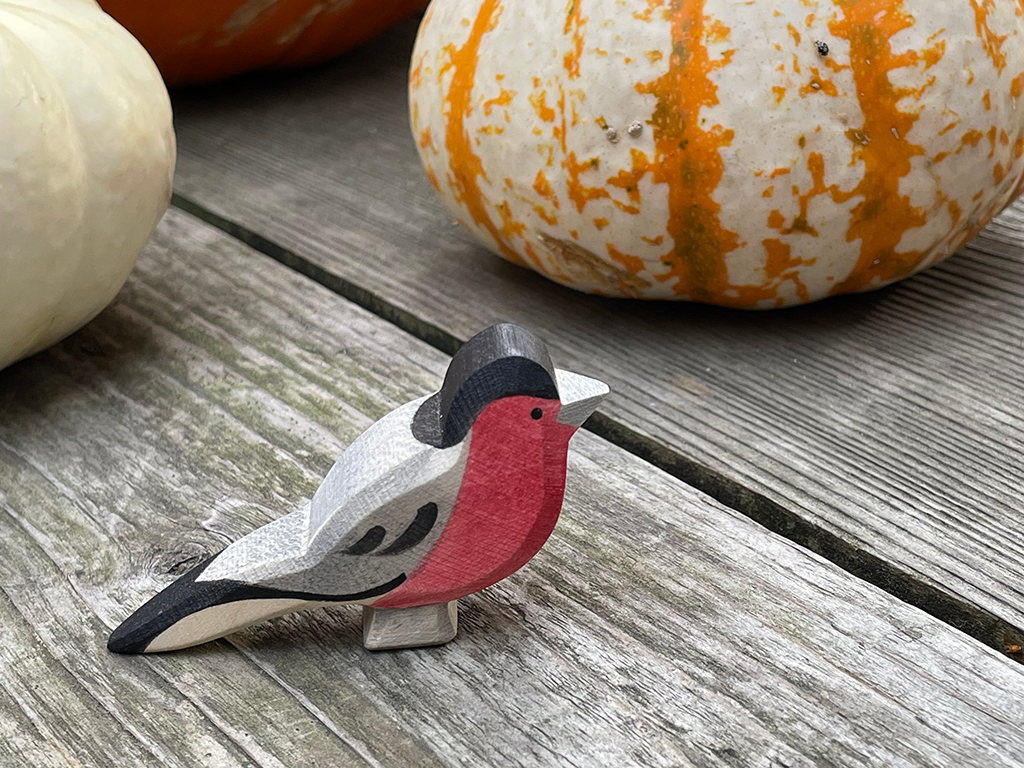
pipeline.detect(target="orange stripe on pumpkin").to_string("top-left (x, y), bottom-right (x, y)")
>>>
top-left (606, 149), bottom-right (651, 205)
top-left (1011, 72), bottom-right (1024, 98)
top-left (636, 0), bottom-right (740, 303)
top-left (762, 238), bottom-right (813, 305)
top-left (563, 0), bottom-right (586, 78)
top-left (533, 170), bottom-right (560, 207)
top-left (634, 0), bottom-right (666, 23)
top-left (969, 0), bottom-right (1008, 74)
top-left (482, 89), bottom-right (515, 115)
top-left (441, 0), bottom-right (525, 265)
top-left (826, 0), bottom-right (937, 295)
top-left (529, 90), bottom-right (557, 122)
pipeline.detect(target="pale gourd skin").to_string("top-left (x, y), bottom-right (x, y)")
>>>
top-left (410, 0), bottom-right (1024, 307)
top-left (0, 0), bottom-right (175, 370)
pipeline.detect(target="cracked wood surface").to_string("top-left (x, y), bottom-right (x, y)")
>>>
top-left (168, 19), bottom-right (1024, 652)
top-left (1, 208), bottom-right (1024, 767)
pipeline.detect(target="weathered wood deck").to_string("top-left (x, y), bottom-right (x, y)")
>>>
top-left (2, 18), bottom-right (1023, 767)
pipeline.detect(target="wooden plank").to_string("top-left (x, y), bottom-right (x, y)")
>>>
top-left (169, 18), bottom-right (1024, 651)
top-left (2, 208), bottom-right (1024, 766)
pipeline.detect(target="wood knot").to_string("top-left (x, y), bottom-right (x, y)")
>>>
top-left (150, 541), bottom-right (213, 576)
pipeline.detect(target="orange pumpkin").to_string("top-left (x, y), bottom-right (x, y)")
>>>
top-left (410, 0), bottom-right (1024, 307)
top-left (99, 0), bottom-right (427, 85)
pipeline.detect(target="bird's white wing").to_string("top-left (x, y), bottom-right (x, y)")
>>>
top-left (198, 395), bottom-right (470, 598)
top-left (306, 395), bottom-right (433, 537)
top-left (197, 504), bottom-right (309, 585)
top-left (262, 439), bottom-right (469, 596)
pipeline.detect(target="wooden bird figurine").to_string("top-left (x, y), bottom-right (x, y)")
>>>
top-left (108, 324), bottom-right (609, 653)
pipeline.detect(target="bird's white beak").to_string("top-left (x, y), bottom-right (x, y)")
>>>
top-left (555, 369), bottom-right (610, 427)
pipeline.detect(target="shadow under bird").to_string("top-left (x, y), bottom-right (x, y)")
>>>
top-left (109, 324), bottom-right (609, 653)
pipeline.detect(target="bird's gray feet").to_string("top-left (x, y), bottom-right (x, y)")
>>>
top-left (362, 601), bottom-right (458, 650)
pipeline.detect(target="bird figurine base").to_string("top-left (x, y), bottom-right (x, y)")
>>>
top-left (362, 601), bottom-right (458, 650)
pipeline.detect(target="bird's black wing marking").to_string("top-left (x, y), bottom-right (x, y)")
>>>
top-left (107, 557), bottom-right (406, 654)
top-left (343, 525), bottom-right (386, 555)
top-left (379, 502), bottom-right (439, 555)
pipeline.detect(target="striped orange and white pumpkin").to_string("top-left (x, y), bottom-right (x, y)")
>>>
top-left (409, 0), bottom-right (1024, 307)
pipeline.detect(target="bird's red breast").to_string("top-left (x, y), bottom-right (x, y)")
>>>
top-left (372, 395), bottom-right (575, 608)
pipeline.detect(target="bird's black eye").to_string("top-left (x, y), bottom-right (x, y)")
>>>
top-left (531, 408), bottom-right (543, 420)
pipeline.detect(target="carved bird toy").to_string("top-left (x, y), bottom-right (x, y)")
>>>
top-left (109, 324), bottom-right (609, 653)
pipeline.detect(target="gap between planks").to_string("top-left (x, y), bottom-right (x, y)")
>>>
top-left (170, 192), bottom-right (1024, 665)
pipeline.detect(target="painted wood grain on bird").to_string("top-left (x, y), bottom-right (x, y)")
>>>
top-left (108, 325), bottom-right (609, 653)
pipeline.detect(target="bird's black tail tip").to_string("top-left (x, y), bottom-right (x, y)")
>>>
top-left (108, 557), bottom-right (217, 654)
top-left (107, 619), bottom-right (151, 654)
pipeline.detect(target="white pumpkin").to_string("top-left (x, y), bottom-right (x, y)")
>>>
top-left (0, 0), bottom-right (175, 369)
top-left (410, 0), bottom-right (1024, 307)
